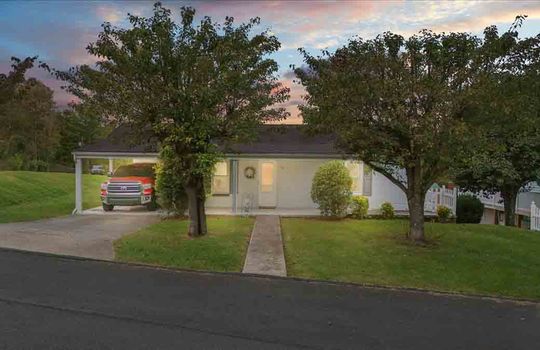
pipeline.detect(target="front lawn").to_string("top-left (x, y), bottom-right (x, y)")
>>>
top-left (282, 219), bottom-right (540, 300)
top-left (114, 216), bottom-right (254, 272)
top-left (0, 171), bottom-right (106, 223)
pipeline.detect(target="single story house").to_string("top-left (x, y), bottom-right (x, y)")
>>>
top-left (72, 125), bottom-right (456, 216)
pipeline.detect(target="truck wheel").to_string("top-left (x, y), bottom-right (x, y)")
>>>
top-left (103, 203), bottom-right (114, 212)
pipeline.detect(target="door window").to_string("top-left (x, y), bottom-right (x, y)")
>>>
top-left (261, 162), bottom-right (274, 192)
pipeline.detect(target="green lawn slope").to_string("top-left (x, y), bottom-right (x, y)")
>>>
top-left (0, 171), bottom-right (106, 223)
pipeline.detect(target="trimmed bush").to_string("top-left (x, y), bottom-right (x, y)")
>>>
top-left (380, 202), bottom-right (395, 219)
top-left (436, 205), bottom-right (452, 222)
top-left (311, 161), bottom-right (352, 217)
top-left (351, 195), bottom-right (369, 219)
top-left (456, 194), bottom-right (484, 223)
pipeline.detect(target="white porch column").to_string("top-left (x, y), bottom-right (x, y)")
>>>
top-left (231, 159), bottom-right (238, 213)
top-left (75, 157), bottom-right (83, 214)
top-left (108, 158), bottom-right (114, 174)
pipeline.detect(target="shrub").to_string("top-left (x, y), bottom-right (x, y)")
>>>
top-left (380, 202), bottom-right (395, 219)
top-left (351, 195), bottom-right (369, 219)
top-left (436, 205), bottom-right (452, 222)
top-left (26, 159), bottom-right (49, 172)
top-left (6, 154), bottom-right (25, 170)
top-left (155, 153), bottom-right (187, 216)
top-left (311, 161), bottom-right (352, 217)
top-left (456, 194), bottom-right (484, 223)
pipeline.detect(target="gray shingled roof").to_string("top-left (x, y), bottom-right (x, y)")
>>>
top-left (75, 125), bottom-right (341, 156)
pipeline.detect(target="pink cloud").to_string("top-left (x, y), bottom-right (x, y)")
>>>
top-left (274, 77), bottom-right (305, 124)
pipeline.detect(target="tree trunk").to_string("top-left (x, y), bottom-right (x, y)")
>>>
top-left (406, 164), bottom-right (425, 242)
top-left (501, 187), bottom-right (518, 227)
top-left (407, 191), bottom-right (425, 241)
top-left (185, 177), bottom-right (207, 237)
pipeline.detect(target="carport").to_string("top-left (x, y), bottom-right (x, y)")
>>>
top-left (72, 126), bottom-right (159, 214)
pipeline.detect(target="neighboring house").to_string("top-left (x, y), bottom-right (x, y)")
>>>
top-left (72, 125), bottom-right (456, 215)
top-left (478, 182), bottom-right (540, 229)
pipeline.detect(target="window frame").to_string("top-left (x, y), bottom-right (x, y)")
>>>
top-left (211, 160), bottom-right (231, 196)
top-left (345, 160), bottom-right (362, 194)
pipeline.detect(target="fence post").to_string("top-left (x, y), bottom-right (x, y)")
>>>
top-left (453, 187), bottom-right (458, 215)
top-left (531, 201), bottom-right (539, 231)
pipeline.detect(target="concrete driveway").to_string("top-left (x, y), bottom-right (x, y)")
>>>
top-left (0, 214), bottom-right (159, 260)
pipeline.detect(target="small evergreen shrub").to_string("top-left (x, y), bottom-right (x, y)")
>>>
top-left (380, 201), bottom-right (395, 219)
top-left (436, 205), bottom-right (452, 222)
top-left (351, 195), bottom-right (369, 219)
top-left (311, 161), bottom-right (352, 217)
top-left (456, 194), bottom-right (484, 223)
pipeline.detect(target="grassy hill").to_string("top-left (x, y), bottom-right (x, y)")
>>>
top-left (0, 171), bottom-right (106, 223)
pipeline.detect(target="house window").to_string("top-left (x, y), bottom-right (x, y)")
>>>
top-left (362, 164), bottom-right (373, 196)
top-left (212, 161), bottom-right (230, 195)
top-left (345, 161), bottom-right (361, 193)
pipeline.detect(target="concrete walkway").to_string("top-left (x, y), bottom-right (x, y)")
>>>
top-left (242, 215), bottom-right (287, 276)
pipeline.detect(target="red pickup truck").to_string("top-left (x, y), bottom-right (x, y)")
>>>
top-left (100, 163), bottom-right (157, 212)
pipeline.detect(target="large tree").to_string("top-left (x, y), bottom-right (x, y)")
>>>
top-left (57, 3), bottom-right (289, 236)
top-left (454, 20), bottom-right (540, 226)
top-left (55, 103), bottom-right (108, 164)
top-left (0, 57), bottom-right (58, 165)
top-left (1, 57), bottom-right (38, 157)
top-left (296, 30), bottom-right (480, 241)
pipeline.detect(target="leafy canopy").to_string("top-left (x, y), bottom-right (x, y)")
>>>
top-left (57, 3), bottom-right (289, 185)
top-left (296, 30), bottom-right (479, 194)
top-left (454, 19), bottom-right (540, 195)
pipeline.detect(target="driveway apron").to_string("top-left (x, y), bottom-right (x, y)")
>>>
top-left (0, 214), bottom-right (159, 260)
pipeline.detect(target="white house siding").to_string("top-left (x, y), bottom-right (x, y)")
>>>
top-left (275, 159), bottom-right (329, 209)
top-left (205, 157), bottom-right (410, 212)
top-left (205, 193), bottom-right (233, 208)
top-left (237, 159), bottom-right (260, 210)
top-left (367, 171), bottom-right (408, 211)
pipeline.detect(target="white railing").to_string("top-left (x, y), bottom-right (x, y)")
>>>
top-left (425, 186), bottom-right (457, 214)
top-left (531, 201), bottom-right (540, 231)
top-left (477, 192), bottom-right (504, 209)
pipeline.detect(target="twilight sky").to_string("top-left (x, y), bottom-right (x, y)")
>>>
top-left (1, 0), bottom-right (540, 123)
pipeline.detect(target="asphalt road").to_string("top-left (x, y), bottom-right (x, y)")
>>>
top-left (0, 249), bottom-right (538, 349)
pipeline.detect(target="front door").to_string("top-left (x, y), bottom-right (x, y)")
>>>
top-left (258, 160), bottom-right (277, 208)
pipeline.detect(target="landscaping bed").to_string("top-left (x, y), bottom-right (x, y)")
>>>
top-left (114, 216), bottom-right (254, 272)
top-left (0, 171), bottom-right (106, 223)
top-left (282, 218), bottom-right (540, 300)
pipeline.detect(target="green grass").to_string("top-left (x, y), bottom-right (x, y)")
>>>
top-left (114, 216), bottom-right (254, 272)
top-left (282, 218), bottom-right (540, 300)
top-left (0, 171), bottom-right (106, 223)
